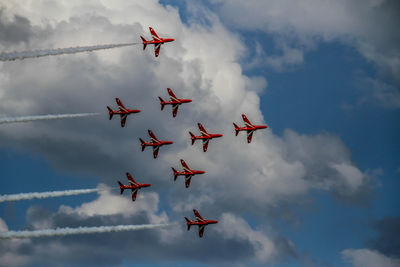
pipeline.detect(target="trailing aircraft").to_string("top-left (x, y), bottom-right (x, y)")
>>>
top-left (189, 123), bottom-right (223, 152)
top-left (185, 209), bottom-right (218, 238)
top-left (158, 88), bottom-right (192, 117)
top-left (107, 98), bottom-right (140, 127)
top-left (118, 172), bottom-right (151, 201)
top-left (140, 27), bottom-right (175, 57)
top-left (139, 130), bottom-right (173, 158)
top-left (233, 114), bottom-right (268, 143)
top-left (172, 159), bottom-right (205, 188)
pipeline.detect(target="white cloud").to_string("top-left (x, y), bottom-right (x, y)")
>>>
top-left (0, 0), bottom-right (373, 265)
top-left (209, 0), bottom-right (400, 107)
top-left (217, 213), bottom-right (278, 262)
top-left (342, 248), bottom-right (400, 267)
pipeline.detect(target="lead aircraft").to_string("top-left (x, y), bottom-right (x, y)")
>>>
top-left (172, 159), bottom-right (205, 188)
top-left (118, 172), bottom-right (151, 201)
top-left (189, 123), bottom-right (223, 152)
top-left (140, 27), bottom-right (175, 57)
top-left (233, 114), bottom-right (268, 143)
top-left (158, 88), bottom-right (192, 117)
top-left (185, 209), bottom-right (218, 238)
top-left (139, 130), bottom-right (173, 158)
top-left (107, 98), bottom-right (140, 127)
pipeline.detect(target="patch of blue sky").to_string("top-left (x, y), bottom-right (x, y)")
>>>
top-left (0, 148), bottom-right (101, 230)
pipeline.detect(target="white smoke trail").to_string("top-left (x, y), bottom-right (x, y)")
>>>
top-left (0, 224), bottom-right (175, 239)
top-left (0, 43), bottom-right (138, 61)
top-left (0, 188), bottom-right (105, 203)
top-left (0, 113), bottom-right (99, 125)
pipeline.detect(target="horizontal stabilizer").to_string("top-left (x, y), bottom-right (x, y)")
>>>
top-left (189, 132), bottom-right (196, 145)
top-left (233, 123), bottom-right (239, 136)
top-left (139, 138), bottom-right (146, 151)
top-left (118, 181), bottom-right (124, 195)
top-left (159, 97), bottom-right (165, 110)
top-left (107, 106), bottom-right (113, 120)
top-left (140, 36), bottom-right (147, 50)
top-left (172, 167), bottom-right (178, 181)
top-left (185, 217), bottom-right (192, 231)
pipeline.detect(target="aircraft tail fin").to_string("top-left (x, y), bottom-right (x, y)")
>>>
top-left (139, 138), bottom-right (146, 151)
top-left (158, 97), bottom-right (166, 110)
top-left (233, 123), bottom-right (239, 136)
top-left (140, 36), bottom-right (147, 50)
top-left (185, 217), bottom-right (192, 231)
top-left (107, 106), bottom-right (113, 120)
top-left (189, 132), bottom-right (196, 145)
top-left (118, 181), bottom-right (124, 194)
top-left (172, 167), bottom-right (178, 181)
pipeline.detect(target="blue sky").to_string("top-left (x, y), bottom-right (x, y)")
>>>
top-left (0, 1), bottom-right (399, 266)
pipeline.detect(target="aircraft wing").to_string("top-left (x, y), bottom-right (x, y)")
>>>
top-left (242, 114), bottom-right (253, 127)
top-left (120, 114), bottom-right (127, 127)
top-left (172, 104), bottom-right (179, 117)
top-left (154, 43), bottom-right (161, 57)
top-left (153, 145), bottom-right (160, 158)
top-left (198, 225), bottom-right (205, 238)
top-left (149, 27), bottom-right (161, 41)
top-left (185, 176), bottom-right (192, 188)
top-left (247, 130), bottom-right (254, 143)
top-left (193, 209), bottom-right (205, 222)
top-left (126, 172), bottom-right (138, 185)
top-left (181, 159), bottom-right (190, 171)
top-left (203, 139), bottom-right (209, 152)
top-left (167, 88), bottom-right (178, 100)
top-left (148, 130), bottom-right (160, 143)
top-left (131, 188), bottom-right (138, 201)
top-left (198, 123), bottom-right (209, 136)
top-left (116, 98), bottom-right (128, 112)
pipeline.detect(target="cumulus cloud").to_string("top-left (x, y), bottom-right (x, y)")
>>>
top-left (0, 0), bottom-right (373, 265)
top-left (0, 189), bottom-right (286, 266)
top-left (342, 248), bottom-right (400, 267)
top-left (208, 0), bottom-right (400, 106)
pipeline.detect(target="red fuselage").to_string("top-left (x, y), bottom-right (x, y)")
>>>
top-left (191, 133), bottom-right (223, 141)
top-left (186, 219), bottom-right (219, 226)
top-left (119, 183), bottom-right (151, 190)
top-left (161, 99), bottom-right (192, 105)
top-left (174, 169), bottom-right (206, 177)
top-left (236, 125), bottom-right (268, 132)
top-left (109, 109), bottom-right (141, 116)
top-left (142, 140), bottom-right (173, 147)
top-left (143, 38), bottom-right (175, 45)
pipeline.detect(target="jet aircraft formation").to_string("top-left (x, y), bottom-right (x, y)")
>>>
top-left (107, 27), bottom-right (268, 237)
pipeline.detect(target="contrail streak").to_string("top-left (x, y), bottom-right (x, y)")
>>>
top-left (0, 43), bottom-right (138, 61)
top-left (0, 188), bottom-right (105, 203)
top-left (0, 224), bottom-right (175, 239)
top-left (0, 113), bottom-right (99, 125)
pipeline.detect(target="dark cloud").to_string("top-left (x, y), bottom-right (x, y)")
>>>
top-left (0, 204), bottom-right (272, 266)
top-left (0, 9), bottom-right (32, 46)
top-left (0, 2), bottom-right (377, 266)
top-left (367, 216), bottom-right (400, 258)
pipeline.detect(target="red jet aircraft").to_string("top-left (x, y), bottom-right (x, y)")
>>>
top-left (139, 130), bottom-right (173, 158)
top-left (189, 123), bottom-right (223, 152)
top-left (118, 172), bottom-right (151, 201)
top-left (158, 88), bottom-right (192, 117)
top-left (185, 209), bottom-right (218, 238)
top-left (107, 98), bottom-right (141, 127)
top-left (233, 114), bottom-right (268, 143)
top-left (172, 159), bottom-right (205, 188)
top-left (140, 27), bottom-right (175, 57)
